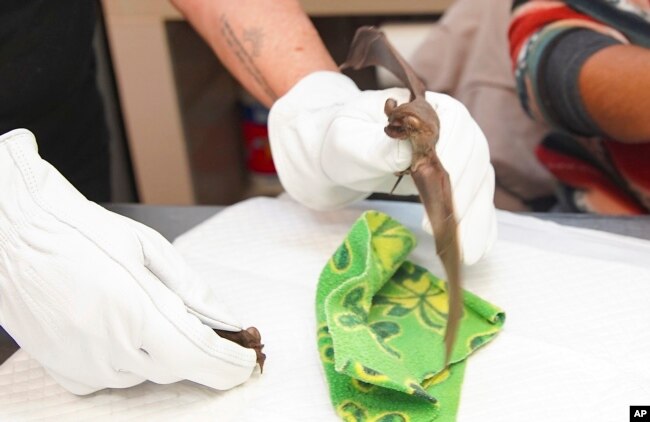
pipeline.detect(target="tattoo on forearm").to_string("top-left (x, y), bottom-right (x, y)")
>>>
top-left (243, 28), bottom-right (263, 58)
top-left (220, 15), bottom-right (277, 102)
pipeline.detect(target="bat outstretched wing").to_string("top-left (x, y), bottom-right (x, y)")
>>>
top-left (343, 26), bottom-right (462, 367)
top-left (340, 26), bottom-right (426, 101)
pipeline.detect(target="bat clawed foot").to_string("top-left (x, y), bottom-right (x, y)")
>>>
top-left (390, 170), bottom-right (411, 194)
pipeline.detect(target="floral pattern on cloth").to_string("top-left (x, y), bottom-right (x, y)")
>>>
top-left (316, 211), bottom-right (505, 421)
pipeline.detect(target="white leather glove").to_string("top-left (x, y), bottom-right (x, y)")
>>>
top-left (269, 71), bottom-right (497, 265)
top-left (0, 129), bottom-right (257, 395)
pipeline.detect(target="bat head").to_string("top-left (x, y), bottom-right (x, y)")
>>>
top-left (384, 98), bottom-right (430, 140)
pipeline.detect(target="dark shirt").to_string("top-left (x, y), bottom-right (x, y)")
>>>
top-left (0, 0), bottom-right (110, 201)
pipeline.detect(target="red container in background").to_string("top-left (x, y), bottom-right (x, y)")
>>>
top-left (241, 95), bottom-right (276, 174)
top-left (242, 121), bottom-right (275, 174)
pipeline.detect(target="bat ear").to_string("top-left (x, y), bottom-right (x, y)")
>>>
top-left (384, 98), bottom-right (398, 116)
top-left (404, 115), bottom-right (422, 131)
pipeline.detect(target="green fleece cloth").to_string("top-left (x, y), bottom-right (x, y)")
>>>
top-left (316, 211), bottom-right (505, 421)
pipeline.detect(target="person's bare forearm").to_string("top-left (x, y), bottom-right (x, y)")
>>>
top-left (580, 44), bottom-right (650, 143)
top-left (171, 0), bottom-right (338, 107)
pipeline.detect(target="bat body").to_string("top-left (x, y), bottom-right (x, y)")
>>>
top-left (341, 27), bottom-right (462, 366)
top-left (214, 327), bottom-right (266, 372)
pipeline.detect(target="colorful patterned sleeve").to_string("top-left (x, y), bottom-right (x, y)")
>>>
top-left (508, 0), bottom-right (650, 131)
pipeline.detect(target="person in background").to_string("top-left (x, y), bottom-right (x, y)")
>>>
top-left (0, 1), bottom-right (496, 394)
top-left (405, 0), bottom-right (649, 213)
top-left (0, 1), bottom-right (110, 202)
top-left (406, 0), bottom-right (558, 212)
top-left (508, 0), bottom-right (650, 214)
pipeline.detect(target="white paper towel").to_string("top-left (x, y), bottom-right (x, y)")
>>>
top-left (1, 197), bottom-right (649, 421)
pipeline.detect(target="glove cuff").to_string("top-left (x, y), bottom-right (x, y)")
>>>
top-left (0, 130), bottom-right (42, 244)
top-left (273, 71), bottom-right (360, 110)
top-left (0, 128), bottom-right (38, 151)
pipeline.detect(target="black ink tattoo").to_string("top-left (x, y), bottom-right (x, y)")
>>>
top-left (220, 15), bottom-right (277, 102)
top-left (243, 27), bottom-right (263, 58)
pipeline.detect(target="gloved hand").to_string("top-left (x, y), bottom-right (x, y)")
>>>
top-left (268, 71), bottom-right (497, 265)
top-left (0, 129), bottom-right (257, 395)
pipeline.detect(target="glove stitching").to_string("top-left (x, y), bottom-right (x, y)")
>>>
top-left (433, 99), bottom-right (461, 163)
top-left (449, 135), bottom-right (476, 225)
top-left (456, 142), bottom-right (492, 227)
top-left (22, 265), bottom-right (65, 337)
top-left (0, 144), bottom-right (39, 246)
top-left (8, 140), bottom-right (253, 365)
top-left (456, 167), bottom-right (495, 264)
top-left (319, 118), bottom-right (344, 188)
top-left (2, 264), bottom-right (60, 343)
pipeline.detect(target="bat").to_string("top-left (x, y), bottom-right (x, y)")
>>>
top-left (340, 26), bottom-right (462, 367)
top-left (214, 326), bottom-right (266, 373)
